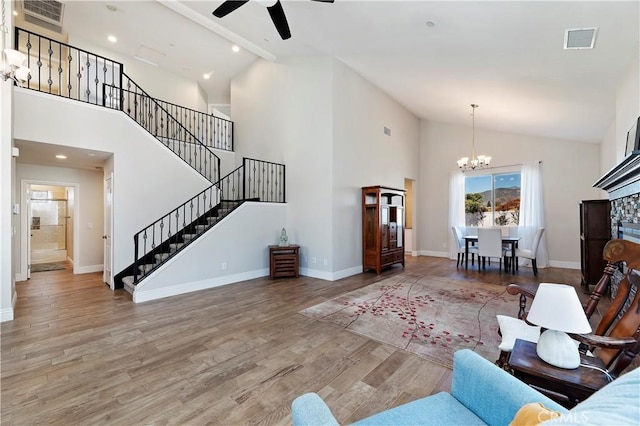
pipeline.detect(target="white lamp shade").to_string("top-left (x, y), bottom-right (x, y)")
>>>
top-left (527, 283), bottom-right (592, 334)
top-left (4, 49), bottom-right (27, 68)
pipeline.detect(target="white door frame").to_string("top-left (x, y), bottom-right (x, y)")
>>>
top-left (103, 173), bottom-right (114, 289)
top-left (18, 179), bottom-right (80, 281)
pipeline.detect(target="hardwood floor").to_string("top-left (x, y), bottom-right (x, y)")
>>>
top-left (1, 257), bottom-right (589, 425)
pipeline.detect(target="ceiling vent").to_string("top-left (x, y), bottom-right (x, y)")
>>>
top-left (564, 27), bottom-right (598, 50)
top-left (21, 0), bottom-right (65, 33)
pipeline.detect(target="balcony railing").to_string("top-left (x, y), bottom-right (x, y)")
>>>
top-left (104, 75), bottom-right (220, 183)
top-left (14, 27), bottom-right (232, 154)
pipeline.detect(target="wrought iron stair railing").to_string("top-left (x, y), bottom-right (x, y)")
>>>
top-left (154, 98), bottom-right (233, 152)
top-left (13, 27), bottom-right (288, 291)
top-left (103, 75), bottom-right (220, 183)
top-left (126, 157), bottom-right (285, 286)
top-left (15, 27), bottom-right (231, 169)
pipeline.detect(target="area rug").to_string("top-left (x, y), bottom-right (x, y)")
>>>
top-left (31, 262), bottom-right (67, 272)
top-left (300, 273), bottom-right (517, 368)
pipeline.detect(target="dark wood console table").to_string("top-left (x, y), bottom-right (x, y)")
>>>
top-left (269, 245), bottom-right (300, 279)
top-left (508, 339), bottom-right (611, 408)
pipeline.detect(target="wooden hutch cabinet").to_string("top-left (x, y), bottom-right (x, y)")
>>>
top-left (580, 199), bottom-right (611, 292)
top-left (362, 186), bottom-right (406, 274)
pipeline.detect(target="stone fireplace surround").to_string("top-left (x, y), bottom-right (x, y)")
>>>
top-left (594, 152), bottom-right (640, 300)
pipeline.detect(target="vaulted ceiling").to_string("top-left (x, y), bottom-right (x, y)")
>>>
top-left (32, 1), bottom-right (640, 143)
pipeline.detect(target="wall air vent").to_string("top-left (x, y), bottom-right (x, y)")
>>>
top-left (564, 27), bottom-right (598, 50)
top-left (22, 0), bottom-right (64, 33)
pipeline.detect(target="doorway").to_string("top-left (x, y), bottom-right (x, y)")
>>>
top-left (29, 184), bottom-right (73, 265)
top-left (404, 178), bottom-right (416, 256)
top-left (21, 180), bottom-right (79, 280)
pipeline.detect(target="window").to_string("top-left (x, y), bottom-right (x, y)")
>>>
top-left (465, 172), bottom-right (521, 227)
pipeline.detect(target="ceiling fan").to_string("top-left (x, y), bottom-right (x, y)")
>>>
top-left (212, 0), bottom-right (334, 40)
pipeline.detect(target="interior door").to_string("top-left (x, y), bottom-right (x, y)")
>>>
top-left (103, 174), bottom-right (113, 288)
top-left (26, 187), bottom-right (32, 280)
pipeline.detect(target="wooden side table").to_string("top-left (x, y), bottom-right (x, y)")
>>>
top-left (508, 339), bottom-right (611, 408)
top-left (269, 245), bottom-right (300, 279)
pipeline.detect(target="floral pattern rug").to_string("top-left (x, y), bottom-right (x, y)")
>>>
top-left (299, 273), bottom-right (517, 368)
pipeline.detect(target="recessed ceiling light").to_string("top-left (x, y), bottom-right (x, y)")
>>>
top-left (232, 45), bottom-right (240, 53)
top-left (56, 154), bottom-right (67, 159)
top-left (107, 35), bottom-right (117, 43)
top-left (203, 73), bottom-right (211, 79)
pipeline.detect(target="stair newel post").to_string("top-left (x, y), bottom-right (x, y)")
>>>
top-left (133, 234), bottom-right (139, 284)
top-left (282, 164), bottom-right (286, 203)
top-left (231, 121), bottom-right (234, 151)
top-left (243, 157), bottom-right (247, 200)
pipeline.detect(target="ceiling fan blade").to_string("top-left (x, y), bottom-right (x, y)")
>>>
top-left (212, 0), bottom-right (250, 18)
top-left (267, 0), bottom-right (291, 40)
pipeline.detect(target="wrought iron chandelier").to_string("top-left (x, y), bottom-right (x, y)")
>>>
top-left (457, 104), bottom-right (491, 170)
top-left (0, 0), bottom-right (29, 85)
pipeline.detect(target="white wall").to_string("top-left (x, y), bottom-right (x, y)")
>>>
top-left (1, 5), bottom-right (17, 321)
top-left (134, 202), bottom-right (286, 302)
top-left (13, 89), bottom-right (211, 276)
top-left (614, 52), bottom-right (640, 167)
top-left (0, 80), bottom-right (16, 322)
top-left (332, 59), bottom-right (420, 273)
top-left (232, 57), bottom-right (335, 278)
top-left (418, 120), bottom-right (602, 267)
top-left (68, 35), bottom-right (208, 111)
top-left (231, 57), bottom-right (421, 280)
top-left (15, 164), bottom-right (104, 277)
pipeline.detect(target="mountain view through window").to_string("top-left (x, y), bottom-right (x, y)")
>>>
top-left (464, 173), bottom-right (521, 227)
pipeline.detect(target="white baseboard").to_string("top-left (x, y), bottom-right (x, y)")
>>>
top-left (74, 264), bottom-right (103, 274)
top-left (1, 291), bottom-right (17, 322)
top-left (419, 250), bottom-right (449, 258)
top-left (299, 267), bottom-right (334, 281)
top-left (331, 265), bottom-right (363, 281)
top-left (548, 260), bottom-right (581, 270)
top-left (133, 268), bottom-right (269, 303)
top-left (300, 265), bottom-right (362, 281)
top-left (15, 272), bottom-right (27, 282)
top-left (405, 250), bottom-right (418, 257)
top-left (299, 265), bottom-right (362, 281)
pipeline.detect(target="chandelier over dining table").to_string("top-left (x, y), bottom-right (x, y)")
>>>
top-left (457, 104), bottom-right (491, 170)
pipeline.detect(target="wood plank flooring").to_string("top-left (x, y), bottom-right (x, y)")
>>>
top-left (1, 257), bottom-right (588, 425)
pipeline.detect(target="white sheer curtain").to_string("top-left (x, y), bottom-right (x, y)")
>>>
top-left (448, 171), bottom-right (466, 259)
top-left (518, 161), bottom-right (548, 267)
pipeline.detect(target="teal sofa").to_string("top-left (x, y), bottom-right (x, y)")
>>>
top-left (292, 349), bottom-right (639, 425)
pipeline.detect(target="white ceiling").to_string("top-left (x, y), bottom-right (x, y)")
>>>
top-left (27, 1), bottom-right (640, 146)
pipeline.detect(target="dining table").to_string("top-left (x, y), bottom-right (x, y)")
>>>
top-left (463, 235), bottom-right (520, 273)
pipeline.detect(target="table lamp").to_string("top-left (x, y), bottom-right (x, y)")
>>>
top-left (526, 283), bottom-right (592, 369)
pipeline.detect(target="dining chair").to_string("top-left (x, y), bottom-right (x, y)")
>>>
top-left (477, 227), bottom-right (506, 271)
top-left (452, 226), bottom-right (477, 267)
top-left (505, 227), bottom-right (545, 276)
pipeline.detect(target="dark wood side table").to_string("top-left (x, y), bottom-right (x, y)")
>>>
top-left (508, 339), bottom-right (611, 408)
top-left (268, 245), bottom-right (300, 279)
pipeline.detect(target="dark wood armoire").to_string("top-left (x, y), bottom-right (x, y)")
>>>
top-left (580, 199), bottom-right (611, 292)
top-left (362, 186), bottom-right (405, 274)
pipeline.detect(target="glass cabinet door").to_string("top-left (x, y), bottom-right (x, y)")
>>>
top-left (381, 206), bottom-right (389, 250)
top-left (397, 207), bottom-right (404, 248)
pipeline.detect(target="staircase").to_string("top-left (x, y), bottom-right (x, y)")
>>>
top-left (16, 27), bottom-right (286, 295)
top-left (121, 200), bottom-right (241, 293)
